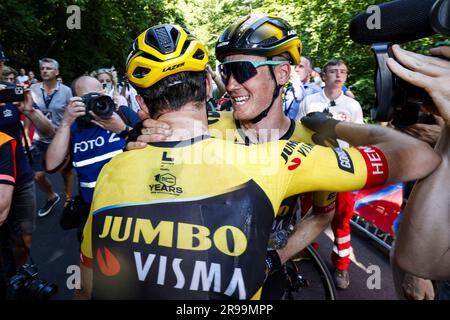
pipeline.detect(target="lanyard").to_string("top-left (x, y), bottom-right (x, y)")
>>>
top-left (41, 88), bottom-right (56, 109)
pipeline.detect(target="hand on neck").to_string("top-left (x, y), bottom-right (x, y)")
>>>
top-left (156, 102), bottom-right (209, 141)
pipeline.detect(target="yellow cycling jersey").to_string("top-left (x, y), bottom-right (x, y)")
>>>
top-left (81, 135), bottom-right (388, 300)
top-left (208, 111), bottom-right (336, 231)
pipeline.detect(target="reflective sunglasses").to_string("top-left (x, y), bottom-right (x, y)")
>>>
top-left (218, 59), bottom-right (289, 85)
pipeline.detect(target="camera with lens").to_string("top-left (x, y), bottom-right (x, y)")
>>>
top-left (77, 92), bottom-right (115, 125)
top-left (372, 43), bottom-right (435, 128)
top-left (6, 264), bottom-right (57, 300)
top-left (349, 0), bottom-right (450, 127)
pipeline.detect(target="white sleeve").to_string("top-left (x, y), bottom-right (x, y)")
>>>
top-left (295, 96), bottom-right (308, 121)
top-left (353, 101), bottom-right (364, 124)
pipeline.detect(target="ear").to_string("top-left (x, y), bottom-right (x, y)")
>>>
top-left (275, 63), bottom-right (291, 86)
top-left (136, 95), bottom-right (150, 119)
top-left (205, 72), bottom-right (213, 100)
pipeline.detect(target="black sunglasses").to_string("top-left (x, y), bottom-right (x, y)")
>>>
top-left (218, 59), bottom-right (289, 85)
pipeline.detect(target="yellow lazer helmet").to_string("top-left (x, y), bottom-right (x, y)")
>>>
top-left (216, 14), bottom-right (302, 64)
top-left (126, 24), bottom-right (208, 89)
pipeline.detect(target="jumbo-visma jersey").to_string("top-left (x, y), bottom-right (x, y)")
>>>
top-left (81, 135), bottom-right (388, 300)
top-left (208, 111), bottom-right (337, 231)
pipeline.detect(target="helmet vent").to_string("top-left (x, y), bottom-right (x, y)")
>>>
top-left (133, 67), bottom-right (151, 79)
top-left (180, 40), bottom-right (190, 55)
top-left (257, 37), bottom-right (278, 46)
top-left (140, 51), bottom-right (163, 62)
top-left (192, 48), bottom-right (205, 60)
top-left (155, 27), bottom-right (175, 53)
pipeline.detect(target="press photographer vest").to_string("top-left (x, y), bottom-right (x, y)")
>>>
top-left (70, 123), bottom-right (126, 204)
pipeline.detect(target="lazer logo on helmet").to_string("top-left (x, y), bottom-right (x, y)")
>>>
top-left (287, 30), bottom-right (297, 36)
top-left (163, 62), bottom-right (185, 72)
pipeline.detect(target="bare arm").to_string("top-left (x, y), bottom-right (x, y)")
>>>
top-left (19, 90), bottom-right (55, 138)
top-left (45, 97), bottom-right (84, 172)
top-left (334, 121), bottom-right (440, 184)
top-left (0, 141), bottom-right (15, 225)
top-left (277, 209), bottom-right (334, 264)
top-left (23, 117), bottom-right (32, 146)
top-left (0, 184), bottom-right (14, 226)
top-left (394, 126), bottom-right (450, 280)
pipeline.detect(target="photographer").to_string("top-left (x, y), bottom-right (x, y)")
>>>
top-left (45, 76), bottom-right (139, 238)
top-left (0, 43), bottom-right (54, 286)
top-left (389, 44), bottom-right (450, 281)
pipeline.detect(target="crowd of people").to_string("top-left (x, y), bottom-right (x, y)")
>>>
top-left (0, 12), bottom-right (449, 301)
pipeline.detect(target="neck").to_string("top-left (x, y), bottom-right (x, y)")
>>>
top-left (44, 79), bottom-right (57, 91)
top-left (323, 86), bottom-right (342, 101)
top-left (238, 98), bottom-right (291, 143)
top-left (156, 102), bottom-right (209, 141)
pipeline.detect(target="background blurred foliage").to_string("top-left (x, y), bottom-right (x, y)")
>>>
top-left (0, 0), bottom-right (447, 114)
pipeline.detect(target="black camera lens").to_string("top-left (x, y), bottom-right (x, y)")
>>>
top-left (91, 95), bottom-right (114, 119)
top-left (26, 279), bottom-right (58, 299)
top-left (6, 264), bottom-right (57, 300)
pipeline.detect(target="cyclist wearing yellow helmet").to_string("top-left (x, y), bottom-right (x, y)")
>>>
top-left (75, 22), bottom-right (439, 300)
top-left (127, 15), bottom-right (338, 299)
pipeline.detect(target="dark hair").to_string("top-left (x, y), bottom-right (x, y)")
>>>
top-left (322, 59), bottom-right (346, 74)
top-left (137, 71), bottom-right (207, 118)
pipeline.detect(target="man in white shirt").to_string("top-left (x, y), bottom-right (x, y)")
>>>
top-left (296, 59), bottom-right (363, 289)
top-left (16, 68), bottom-right (29, 84)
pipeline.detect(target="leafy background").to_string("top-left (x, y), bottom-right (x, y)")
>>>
top-left (1, 0), bottom-right (448, 116)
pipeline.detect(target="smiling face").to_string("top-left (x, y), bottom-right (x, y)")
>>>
top-left (223, 54), bottom-right (285, 121)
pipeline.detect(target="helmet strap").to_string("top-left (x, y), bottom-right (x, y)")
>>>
top-left (250, 58), bottom-right (282, 124)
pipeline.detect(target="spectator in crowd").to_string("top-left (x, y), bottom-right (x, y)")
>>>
top-left (28, 58), bottom-right (73, 217)
top-left (90, 67), bottom-right (128, 108)
top-left (390, 44), bottom-right (450, 282)
top-left (207, 64), bottom-right (226, 100)
top-left (1, 66), bottom-right (17, 84)
top-left (296, 56), bottom-right (322, 96)
top-left (311, 67), bottom-right (325, 87)
top-left (0, 43), bottom-right (55, 280)
top-left (283, 56), bottom-right (322, 119)
top-left (16, 68), bottom-right (29, 84)
top-left (118, 78), bottom-right (141, 113)
top-left (45, 76), bottom-right (139, 239)
top-left (27, 71), bottom-right (38, 84)
top-left (296, 58), bottom-right (364, 290)
top-left (283, 62), bottom-right (305, 119)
